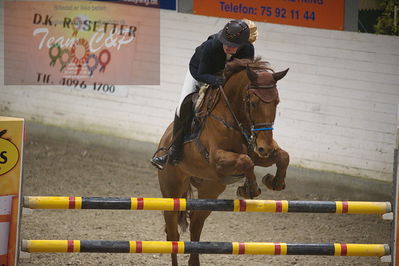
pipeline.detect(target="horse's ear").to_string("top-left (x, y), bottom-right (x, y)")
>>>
top-left (272, 68), bottom-right (289, 82)
top-left (246, 65), bottom-right (258, 83)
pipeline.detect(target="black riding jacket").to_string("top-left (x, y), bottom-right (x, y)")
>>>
top-left (189, 34), bottom-right (254, 86)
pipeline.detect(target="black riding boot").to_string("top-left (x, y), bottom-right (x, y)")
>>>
top-left (150, 114), bottom-right (185, 169)
top-left (167, 113), bottom-right (185, 165)
top-left (150, 154), bottom-right (168, 170)
top-left (151, 94), bottom-right (194, 169)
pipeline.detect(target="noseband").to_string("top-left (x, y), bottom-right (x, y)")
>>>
top-left (251, 123), bottom-right (274, 131)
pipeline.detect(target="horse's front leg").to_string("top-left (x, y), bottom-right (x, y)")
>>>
top-left (212, 149), bottom-right (261, 199)
top-left (261, 148), bottom-right (289, 191)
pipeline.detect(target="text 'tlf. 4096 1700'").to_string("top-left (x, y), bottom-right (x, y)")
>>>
top-left (37, 72), bottom-right (116, 94)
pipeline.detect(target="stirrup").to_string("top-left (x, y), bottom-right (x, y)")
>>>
top-left (150, 154), bottom-right (168, 170)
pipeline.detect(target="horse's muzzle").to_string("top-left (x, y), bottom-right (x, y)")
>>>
top-left (255, 146), bottom-right (275, 158)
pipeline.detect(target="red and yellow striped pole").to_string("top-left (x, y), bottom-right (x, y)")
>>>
top-left (22, 240), bottom-right (389, 257)
top-left (24, 196), bottom-right (391, 215)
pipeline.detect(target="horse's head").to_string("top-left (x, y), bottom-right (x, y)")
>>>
top-left (245, 65), bottom-right (289, 158)
top-left (224, 58), bottom-right (288, 158)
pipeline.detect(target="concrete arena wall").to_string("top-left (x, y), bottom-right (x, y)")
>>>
top-left (1, 6), bottom-right (399, 182)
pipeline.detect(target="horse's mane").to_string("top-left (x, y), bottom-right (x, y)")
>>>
top-left (224, 57), bottom-right (273, 82)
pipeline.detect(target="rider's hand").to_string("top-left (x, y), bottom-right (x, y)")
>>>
top-left (214, 77), bottom-right (225, 87)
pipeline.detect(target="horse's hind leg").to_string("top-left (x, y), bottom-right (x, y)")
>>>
top-left (158, 168), bottom-right (190, 266)
top-left (188, 180), bottom-right (226, 266)
top-left (163, 211), bottom-right (180, 266)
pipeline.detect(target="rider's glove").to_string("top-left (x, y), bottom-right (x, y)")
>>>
top-left (213, 77), bottom-right (225, 87)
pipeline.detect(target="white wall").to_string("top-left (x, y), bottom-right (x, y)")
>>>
top-left (1, 5), bottom-right (399, 182)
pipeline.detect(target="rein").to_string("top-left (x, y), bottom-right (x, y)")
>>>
top-left (219, 85), bottom-right (253, 146)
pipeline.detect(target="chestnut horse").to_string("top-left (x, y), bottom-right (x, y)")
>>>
top-left (156, 58), bottom-right (289, 266)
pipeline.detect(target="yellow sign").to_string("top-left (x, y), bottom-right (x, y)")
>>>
top-left (0, 117), bottom-right (24, 266)
top-left (0, 138), bottom-right (19, 176)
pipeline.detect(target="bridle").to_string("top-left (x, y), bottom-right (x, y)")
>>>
top-left (247, 83), bottom-right (276, 150)
top-left (248, 82), bottom-right (276, 130)
top-left (218, 81), bottom-right (277, 151)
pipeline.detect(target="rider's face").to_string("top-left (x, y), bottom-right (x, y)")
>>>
top-left (223, 45), bottom-right (238, 55)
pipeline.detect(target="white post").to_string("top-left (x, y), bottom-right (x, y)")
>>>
top-left (391, 103), bottom-right (399, 265)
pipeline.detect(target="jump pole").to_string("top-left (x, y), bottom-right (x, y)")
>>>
top-left (23, 196), bottom-right (391, 214)
top-left (21, 240), bottom-right (389, 257)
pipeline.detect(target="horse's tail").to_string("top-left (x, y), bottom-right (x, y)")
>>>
top-left (178, 182), bottom-right (193, 233)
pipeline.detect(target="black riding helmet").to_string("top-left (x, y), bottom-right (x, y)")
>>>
top-left (218, 20), bottom-right (250, 47)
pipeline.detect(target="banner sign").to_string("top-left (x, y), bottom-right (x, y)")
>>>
top-left (0, 117), bottom-right (24, 266)
top-left (193, 0), bottom-right (344, 30)
top-left (160, 0), bottom-right (176, 10)
top-left (4, 1), bottom-right (160, 86)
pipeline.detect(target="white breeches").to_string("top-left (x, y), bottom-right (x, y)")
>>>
top-left (176, 70), bottom-right (199, 117)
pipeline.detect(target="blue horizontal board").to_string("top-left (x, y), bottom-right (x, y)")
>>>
top-left (91, 0), bottom-right (176, 10)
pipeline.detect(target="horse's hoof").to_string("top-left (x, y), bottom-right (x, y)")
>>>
top-left (247, 184), bottom-right (261, 199)
top-left (274, 182), bottom-right (286, 191)
top-left (262, 174), bottom-right (286, 191)
top-left (236, 186), bottom-right (248, 198)
top-left (236, 185), bottom-right (261, 199)
top-left (262, 174), bottom-right (274, 190)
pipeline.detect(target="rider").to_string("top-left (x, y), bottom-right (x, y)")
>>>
top-left (151, 19), bottom-right (258, 169)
